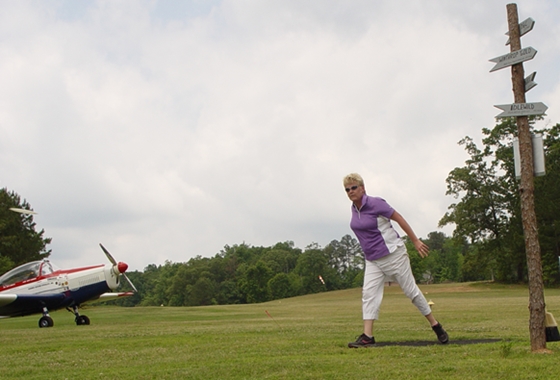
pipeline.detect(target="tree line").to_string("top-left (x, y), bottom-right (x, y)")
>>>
top-left (115, 232), bottom-right (467, 307)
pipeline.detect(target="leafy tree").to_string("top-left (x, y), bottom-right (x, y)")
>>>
top-left (260, 249), bottom-right (299, 274)
top-left (139, 261), bottom-right (181, 306)
top-left (534, 123), bottom-right (560, 284)
top-left (439, 120), bottom-right (522, 282)
top-left (425, 232), bottom-right (462, 282)
top-left (268, 272), bottom-right (293, 300)
top-left (238, 260), bottom-right (273, 303)
top-left (406, 237), bottom-right (430, 283)
top-left (0, 189), bottom-right (51, 272)
top-left (439, 135), bottom-right (513, 244)
top-left (215, 279), bottom-right (242, 305)
top-left (324, 234), bottom-right (364, 288)
top-left (294, 244), bottom-right (331, 294)
top-left (460, 244), bottom-right (493, 281)
top-left (187, 276), bottom-right (216, 306)
top-left (440, 119), bottom-right (560, 284)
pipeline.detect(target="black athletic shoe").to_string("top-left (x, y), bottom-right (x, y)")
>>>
top-left (348, 333), bottom-right (376, 348)
top-left (432, 323), bottom-right (449, 344)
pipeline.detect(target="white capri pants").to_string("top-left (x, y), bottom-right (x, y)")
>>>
top-left (362, 245), bottom-right (431, 320)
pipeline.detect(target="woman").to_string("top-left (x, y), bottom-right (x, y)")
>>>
top-left (343, 173), bottom-right (448, 347)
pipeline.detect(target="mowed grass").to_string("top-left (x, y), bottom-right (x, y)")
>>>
top-left (2, 282), bottom-right (560, 379)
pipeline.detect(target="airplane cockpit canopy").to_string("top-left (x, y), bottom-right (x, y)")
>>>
top-left (0, 260), bottom-right (59, 287)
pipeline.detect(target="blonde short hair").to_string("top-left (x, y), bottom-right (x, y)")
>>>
top-left (343, 173), bottom-right (364, 187)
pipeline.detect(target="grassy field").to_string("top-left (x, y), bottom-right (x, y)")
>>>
top-left (2, 282), bottom-right (560, 379)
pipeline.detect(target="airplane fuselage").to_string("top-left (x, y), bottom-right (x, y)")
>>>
top-left (0, 257), bottom-right (131, 326)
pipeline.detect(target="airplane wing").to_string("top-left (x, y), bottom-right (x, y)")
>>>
top-left (0, 293), bottom-right (66, 318)
top-left (84, 292), bottom-right (135, 303)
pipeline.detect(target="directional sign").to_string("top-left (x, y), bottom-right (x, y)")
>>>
top-left (505, 17), bottom-right (535, 45)
top-left (489, 46), bottom-right (537, 72)
top-left (494, 102), bottom-right (548, 118)
top-left (525, 71), bottom-right (537, 92)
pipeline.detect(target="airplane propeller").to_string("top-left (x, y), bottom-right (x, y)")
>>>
top-left (99, 243), bottom-right (138, 293)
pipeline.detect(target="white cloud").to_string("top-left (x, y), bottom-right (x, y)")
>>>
top-left (1, 0), bottom-right (559, 270)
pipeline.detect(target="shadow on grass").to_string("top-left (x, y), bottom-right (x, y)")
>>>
top-left (373, 339), bottom-right (501, 347)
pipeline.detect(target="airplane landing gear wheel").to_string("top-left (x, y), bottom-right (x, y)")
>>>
top-left (76, 315), bottom-right (90, 325)
top-left (39, 316), bottom-right (54, 328)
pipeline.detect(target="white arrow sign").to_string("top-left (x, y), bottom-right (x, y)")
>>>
top-left (505, 17), bottom-right (535, 45)
top-left (525, 71), bottom-right (537, 92)
top-left (489, 46), bottom-right (537, 72)
top-left (494, 102), bottom-right (548, 118)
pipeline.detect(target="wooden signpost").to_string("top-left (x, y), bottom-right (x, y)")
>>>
top-left (489, 3), bottom-right (548, 352)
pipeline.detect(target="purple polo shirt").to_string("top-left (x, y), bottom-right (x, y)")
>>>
top-left (350, 194), bottom-right (404, 261)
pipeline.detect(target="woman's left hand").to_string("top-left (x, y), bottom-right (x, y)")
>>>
top-left (414, 240), bottom-right (430, 258)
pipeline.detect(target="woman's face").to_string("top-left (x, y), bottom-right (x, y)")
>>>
top-left (344, 182), bottom-right (365, 203)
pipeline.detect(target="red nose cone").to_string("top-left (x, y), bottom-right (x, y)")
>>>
top-left (117, 262), bottom-right (128, 274)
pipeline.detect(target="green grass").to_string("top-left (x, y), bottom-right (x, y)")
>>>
top-left (2, 282), bottom-right (560, 379)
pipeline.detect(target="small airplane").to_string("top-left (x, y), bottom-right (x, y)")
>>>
top-left (0, 243), bottom-right (137, 327)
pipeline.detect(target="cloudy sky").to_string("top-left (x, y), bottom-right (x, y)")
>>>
top-left (2, 0), bottom-right (559, 271)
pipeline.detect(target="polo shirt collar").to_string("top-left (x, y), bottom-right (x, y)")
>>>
top-left (353, 193), bottom-right (369, 211)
